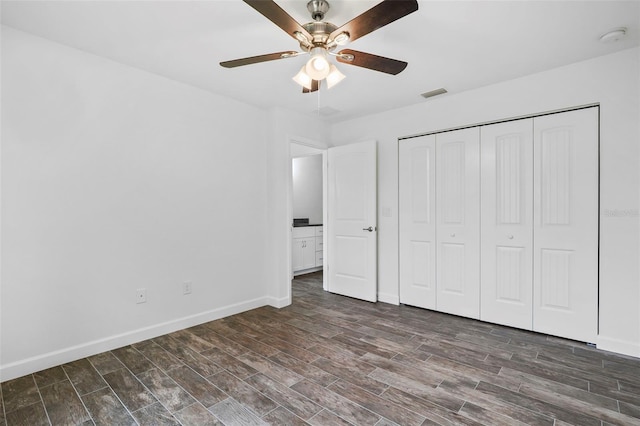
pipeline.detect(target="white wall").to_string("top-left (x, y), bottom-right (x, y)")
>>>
top-left (331, 47), bottom-right (640, 357)
top-left (292, 155), bottom-right (323, 224)
top-left (0, 27), bottom-right (272, 380)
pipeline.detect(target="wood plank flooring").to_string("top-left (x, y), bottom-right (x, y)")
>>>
top-left (2, 271), bottom-right (640, 425)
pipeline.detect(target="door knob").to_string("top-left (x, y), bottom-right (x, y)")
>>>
top-left (363, 226), bottom-right (374, 232)
top-left (450, 233), bottom-right (456, 237)
top-left (507, 235), bottom-right (514, 240)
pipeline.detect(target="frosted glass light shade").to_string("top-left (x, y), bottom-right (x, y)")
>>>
top-left (293, 66), bottom-right (313, 90)
top-left (326, 64), bottom-right (346, 89)
top-left (305, 48), bottom-right (330, 80)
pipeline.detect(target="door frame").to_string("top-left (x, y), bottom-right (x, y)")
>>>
top-left (288, 136), bottom-right (328, 294)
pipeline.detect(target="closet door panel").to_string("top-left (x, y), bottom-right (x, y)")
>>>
top-left (481, 119), bottom-right (534, 330)
top-left (399, 136), bottom-right (436, 309)
top-left (533, 108), bottom-right (598, 343)
top-left (436, 127), bottom-right (480, 319)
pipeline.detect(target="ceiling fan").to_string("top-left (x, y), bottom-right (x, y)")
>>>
top-left (220, 0), bottom-right (419, 92)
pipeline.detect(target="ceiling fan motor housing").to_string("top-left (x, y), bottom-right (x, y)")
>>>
top-left (303, 21), bottom-right (338, 48)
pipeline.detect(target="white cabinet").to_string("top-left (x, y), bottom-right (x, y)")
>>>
top-left (400, 107), bottom-right (599, 343)
top-left (292, 238), bottom-right (314, 272)
top-left (292, 226), bottom-right (323, 274)
top-left (315, 226), bottom-right (323, 266)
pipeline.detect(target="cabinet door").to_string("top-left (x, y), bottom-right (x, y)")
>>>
top-left (436, 127), bottom-right (481, 319)
top-left (292, 238), bottom-right (304, 272)
top-left (481, 119), bottom-right (534, 330)
top-left (399, 135), bottom-right (437, 309)
top-left (533, 108), bottom-right (598, 343)
top-left (302, 239), bottom-right (316, 270)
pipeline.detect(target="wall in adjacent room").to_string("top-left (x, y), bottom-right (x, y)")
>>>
top-left (331, 47), bottom-right (640, 357)
top-left (1, 27), bottom-right (271, 380)
top-left (292, 155), bottom-right (323, 225)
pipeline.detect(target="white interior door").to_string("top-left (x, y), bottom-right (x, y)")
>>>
top-left (327, 141), bottom-right (377, 302)
top-left (436, 127), bottom-right (480, 319)
top-left (533, 107), bottom-right (599, 342)
top-left (399, 135), bottom-right (437, 309)
top-left (481, 119), bottom-right (534, 330)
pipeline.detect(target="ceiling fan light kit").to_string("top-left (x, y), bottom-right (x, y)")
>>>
top-left (220, 0), bottom-right (419, 93)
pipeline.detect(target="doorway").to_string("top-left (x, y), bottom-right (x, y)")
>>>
top-left (289, 141), bottom-right (327, 293)
top-left (288, 139), bottom-right (379, 303)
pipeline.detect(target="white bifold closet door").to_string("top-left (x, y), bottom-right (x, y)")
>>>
top-left (533, 108), bottom-right (599, 343)
top-left (435, 127), bottom-right (481, 319)
top-left (399, 135), bottom-right (437, 309)
top-left (399, 107), bottom-right (597, 343)
top-left (480, 119), bottom-right (534, 330)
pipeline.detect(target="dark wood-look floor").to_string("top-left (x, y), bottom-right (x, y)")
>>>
top-left (2, 272), bottom-right (640, 425)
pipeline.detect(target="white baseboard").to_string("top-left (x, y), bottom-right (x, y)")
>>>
top-left (266, 296), bottom-right (291, 309)
top-left (597, 335), bottom-right (640, 358)
top-left (293, 266), bottom-right (322, 277)
top-left (378, 292), bottom-right (400, 305)
top-left (0, 297), bottom-right (269, 382)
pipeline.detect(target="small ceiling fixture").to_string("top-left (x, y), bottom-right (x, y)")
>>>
top-left (220, 0), bottom-right (418, 93)
top-left (599, 27), bottom-right (627, 44)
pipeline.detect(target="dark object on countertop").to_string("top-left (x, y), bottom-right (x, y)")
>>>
top-left (293, 218), bottom-right (309, 227)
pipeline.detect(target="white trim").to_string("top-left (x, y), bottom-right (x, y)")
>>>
top-left (597, 335), bottom-right (640, 358)
top-left (289, 136), bottom-right (326, 151)
top-left (322, 150), bottom-right (328, 292)
top-left (288, 136), bottom-right (327, 297)
top-left (378, 292), bottom-right (400, 305)
top-left (0, 297), bottom-right (269, 382)
top-left (266, 296), bottom-right (291, 309)
top-left (293, 266), bottom-right (322, 277)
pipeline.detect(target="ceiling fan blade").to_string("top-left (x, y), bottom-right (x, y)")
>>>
top-left (303, 80), bottom-right (320, 93)
top-left (330, 0), bottom-right (418, 43)
top-left (336, 49), bottom-right (407, 75)
top-left (244, 0), bottom-right (313, 41)
top-left (220, 51), bottom-right (298, 68)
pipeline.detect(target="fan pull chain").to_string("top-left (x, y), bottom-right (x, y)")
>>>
top-left (317, 81), bottom-right (321, 117)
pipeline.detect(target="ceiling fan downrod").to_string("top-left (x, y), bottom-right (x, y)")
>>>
top-left (307, 0), bottom-right (330, 21)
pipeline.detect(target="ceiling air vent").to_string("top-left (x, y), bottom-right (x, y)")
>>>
top-left (420, 88), bottom-right (448, 99)
top-left (316, 106), bottom-right (341, 116)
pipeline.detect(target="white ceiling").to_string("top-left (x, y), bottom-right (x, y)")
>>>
top-left (2, 1), bottom-right (639, 121)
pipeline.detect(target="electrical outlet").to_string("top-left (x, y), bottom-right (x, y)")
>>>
top-left (183, 281), bottom-right (192, 295)
top-left (136, 288), bottom-right (147, 304)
